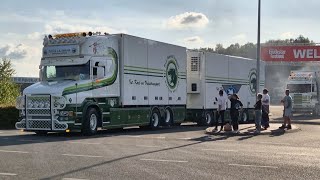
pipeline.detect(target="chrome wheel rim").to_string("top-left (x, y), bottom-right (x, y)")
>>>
top-left (152, 113), bottom-right (159, 127)
top-left (206, 113), bottom-right (211, 124)
top-left (90, 114), bottom-right (97, 130)
top-left (165, 109), bottom-right (171, 123)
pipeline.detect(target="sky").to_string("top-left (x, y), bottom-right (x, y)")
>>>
top-left (0, 0), bottom-right (320, 77)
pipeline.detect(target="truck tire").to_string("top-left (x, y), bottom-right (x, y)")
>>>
top-left (82, 108), bottom-right (99, 136)
top-left (163, 107), bottom-right (173, 126)
top-left (150, 108), bottom-right (161, 129)
top-left (198, 111), bottom-right (213, 126)
top-left (240, 110), bottom-right (249, 123)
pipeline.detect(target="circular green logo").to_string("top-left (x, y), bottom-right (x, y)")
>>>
top-left (248, 68), bottom-right (257, 95)
top-left (165, 56), bottom-right (179, 92)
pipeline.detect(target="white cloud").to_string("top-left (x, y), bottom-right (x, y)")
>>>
top-left (280, 32), bottom-right (297, 39)
top-left (27, 32), bottom-right (43, 40)
top-left (44, 21), bottom-right (126, 35)
top-left (165, 12), bottom-right (209, 29)
top-left (0, 44), bottom-right (28, 59)
top-left (183, 36), bottom-right (204, 44)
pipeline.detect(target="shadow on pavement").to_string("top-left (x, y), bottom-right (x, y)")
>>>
top-left (0, 124), bottom-right (206, 147)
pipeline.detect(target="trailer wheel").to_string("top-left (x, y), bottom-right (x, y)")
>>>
top-left (163, 107), bottom-right (173, 126)
top-left (82, 108), bottom-right (99, 136)
top-left (240, 110), bottom-right (249, 123)
top-left (150, 108), bottom-right (161, 129)
top-left (198, 111), bottom-right (213, 126)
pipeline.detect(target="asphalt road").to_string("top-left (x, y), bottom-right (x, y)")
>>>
top-left (0, 107), bottom-right (320, 180)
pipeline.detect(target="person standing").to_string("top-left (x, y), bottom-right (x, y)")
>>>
top-left (229, 94), bottom-right (243, 133)
top-left (254, 93), bottom-right (263, 134)
top-left (261, 88), bottom-right (270, 129)
top-left (214, 90), bottom-right (227, 132)
top-left (279, 89), bottom-right (293, 129)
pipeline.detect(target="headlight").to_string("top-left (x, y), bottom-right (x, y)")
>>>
top-left (53, 96), bottom-right (66, 109)
top-left (15, 96), bottom-right (25, 109)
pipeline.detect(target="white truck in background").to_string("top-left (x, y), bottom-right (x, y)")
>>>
top-left (15, 32), bottom-right (265, 135)
top-left (286, 71), bottom-right (320, 114)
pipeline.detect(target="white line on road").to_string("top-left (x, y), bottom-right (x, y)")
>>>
top-left (126, 135), bottom-right (142, 138)
top-left (176, 137), bottom-right (192, 140)
top-left (19, 139), bottom-right (45, 142)
top-left (202, 149), bottom-right (239, 152)
top-left (229, 163), bottom-right (278, 169)
top-left (140, 158), bottom-right (188, 163)
top-left (258, 142), bottom-right (291, 146)
top-left (155, 136), bottom-right (166, 139)
top-left (136, 145), bottom-right (162, 148)
top-left (62, 154), bottom-right (103, 158)
top-left (0, 149), bottom-right (30, 154)
top-left (69, 142), bottom-right (101, 145)
top-left (0, 172), bottom-right (17, 176)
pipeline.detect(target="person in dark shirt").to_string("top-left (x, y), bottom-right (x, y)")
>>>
top-left (229, 94), bottom-right (243, 133)
top-left (254, 93), bottom-right (263, 134)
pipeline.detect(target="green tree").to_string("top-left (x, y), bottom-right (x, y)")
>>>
top-left (0, 58), bottom-right (20, 105)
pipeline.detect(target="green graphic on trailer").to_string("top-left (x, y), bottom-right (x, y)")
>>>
top-left (248, 68), bottom-right (257, 95)
top-left (165, 55), bottom-right (179, 92)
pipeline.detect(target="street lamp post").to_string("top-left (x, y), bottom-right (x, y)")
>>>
top-left (256, 0), bottom-right (261, 95)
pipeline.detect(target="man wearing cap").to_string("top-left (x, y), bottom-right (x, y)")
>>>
top-left (261, 88), bottom-right (270, 129)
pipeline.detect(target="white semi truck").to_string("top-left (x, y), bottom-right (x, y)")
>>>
top-left (15, 32), bottom-right (265, 135)
top-left (286, 71), bottom-right (320, 114)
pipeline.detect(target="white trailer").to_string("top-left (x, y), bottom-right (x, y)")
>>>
top-left (186, 51), bottom-right (265, 125)
top-left (15, 32), bottom-right (265, 135)
top-left (15, 33), bottom-right (186, 135)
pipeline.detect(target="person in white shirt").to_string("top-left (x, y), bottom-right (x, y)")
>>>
top-left (214, 90), bottom-right (227, 132)
top-left (261, 88), bottom-right (270, 129)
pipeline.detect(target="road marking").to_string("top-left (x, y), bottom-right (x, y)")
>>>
top-left (155, 136), bottom-right (166, 139)
top-left (126, 135), bottom-right (142, 138)
top-left (136, 145), bottom-right (162, 148)
top-left (69, 142), bottom-right (101, 145)
top-left (140, 158), bottom-right (188, 163)
top-left (62, 154), bottom-right (103, 158)
top-left (19, 139), bottom-right (45, 142)
top-left (62, 178), bottom-right (88, 180)
top-left (0, 149), bottom-right (30, 154)
top-left (0, 132), bottom-right (3, 134)
top-left (176, 137), bottom-right (192, 140)
top-left (0, 172), bottom-right (17, 176)
top-left (229, 163), bottom-right (278, 169)
top-left (202, 149), bottom-right (238, 152)
top-left (258, 142), bottom-right (290, 146)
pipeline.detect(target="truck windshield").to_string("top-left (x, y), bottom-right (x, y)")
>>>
top-left (286, 84), bottom-right (311, 93)
top-left (42, 62), bottom-right (90, 81)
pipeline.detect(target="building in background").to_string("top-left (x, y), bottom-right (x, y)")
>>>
top-left (12, 77), bottom-right (39, 93)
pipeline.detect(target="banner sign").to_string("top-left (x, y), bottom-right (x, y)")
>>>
top-left (261, 46), bottom-right (320, 61)
top-left (43, 45), bottom-right (80, 58)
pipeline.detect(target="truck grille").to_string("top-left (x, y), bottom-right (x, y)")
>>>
top-left (293, 94), bottom-right (302, 104)
top-left (16, 95), bottom-right (68, 131)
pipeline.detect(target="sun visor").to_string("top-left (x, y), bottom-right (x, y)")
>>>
top-left (40, 56), bottom-right (91, 66)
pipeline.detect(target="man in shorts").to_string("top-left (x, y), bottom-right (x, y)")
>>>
top-left (279, 89), bottom-right (292, 129)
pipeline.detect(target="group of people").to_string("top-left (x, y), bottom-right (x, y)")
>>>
top-left (213, 88), bottom-right (274, 134)
top-left (213, 88), bottom-right (293, 134)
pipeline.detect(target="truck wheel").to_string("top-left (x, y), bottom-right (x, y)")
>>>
top-left (198, 111), bottom-right (213, 126)
top-left (163, 107), bottom-right (173, 126)
top-left (150, 108), bottom-right (161, 129)
top-left (82, 108), bottom-right (99, 136)
top-left (240, 110), bottom-right (249, 123)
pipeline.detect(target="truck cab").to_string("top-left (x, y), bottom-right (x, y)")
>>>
top-left (286, 71), bottom-right (318, 113)
top-left (15, 32), bottom-right (120, 135)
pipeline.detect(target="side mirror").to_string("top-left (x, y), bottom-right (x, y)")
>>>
top-left (97, 67), bottom-right (105, 79)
